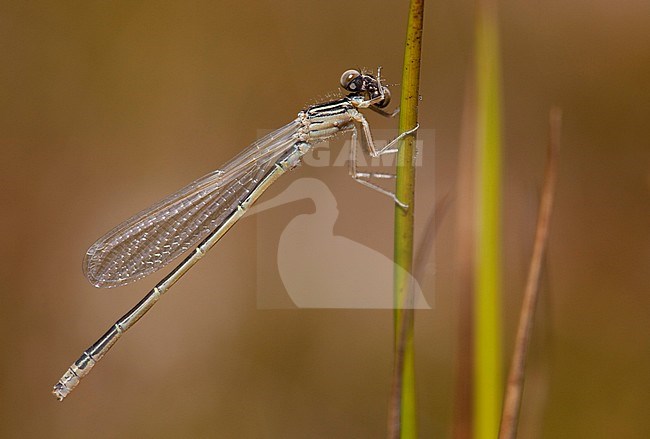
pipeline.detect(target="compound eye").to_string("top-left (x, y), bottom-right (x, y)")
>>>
top-left (377, 87), bottom-right (391, 108)
top-left (340, 69), bottom-right (361, 91)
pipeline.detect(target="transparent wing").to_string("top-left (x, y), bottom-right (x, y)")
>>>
top-left (83, 120), bottom-right (300, 288)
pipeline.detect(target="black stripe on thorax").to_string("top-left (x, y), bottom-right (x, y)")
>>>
top-left (305, 98), bottom-right (353, 119)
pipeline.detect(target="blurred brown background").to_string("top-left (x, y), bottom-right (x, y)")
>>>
top-left (1, 0), bottom-right (648, 437)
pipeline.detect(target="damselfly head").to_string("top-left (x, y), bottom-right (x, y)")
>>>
top-left (340, 69), bottom-right (391, 108)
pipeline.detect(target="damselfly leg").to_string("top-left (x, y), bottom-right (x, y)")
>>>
top-left (347, 122), bottom-right (419, 208)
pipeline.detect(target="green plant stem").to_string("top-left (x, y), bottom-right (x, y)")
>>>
top-left (391, 1), bottom-right (424, 438)
top-left (474, 0), bottom-right (503, 438)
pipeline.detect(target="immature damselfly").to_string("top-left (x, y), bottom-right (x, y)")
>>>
top-left (52, 68), bottom-right (417, 400)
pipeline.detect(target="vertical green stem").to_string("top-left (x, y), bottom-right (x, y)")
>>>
top-left (473, 0), bottom-right (503, 438)
top-left (393, 1), bottom-right (424, 438)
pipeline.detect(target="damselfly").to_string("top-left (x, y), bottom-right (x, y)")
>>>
top-left (52, 68), bottom-right (418, 400)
